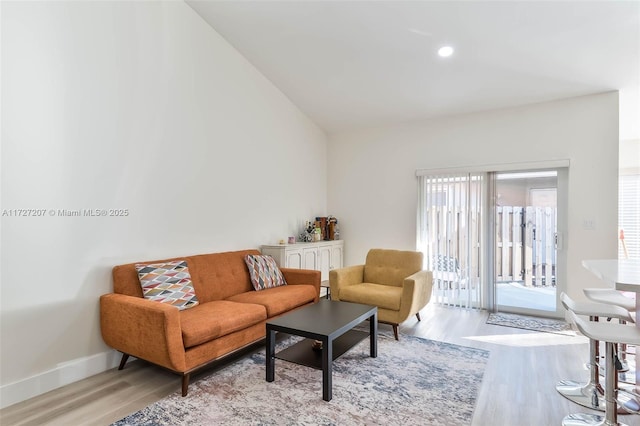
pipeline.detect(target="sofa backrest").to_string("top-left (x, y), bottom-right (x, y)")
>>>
top-left (112, 249), bottom-right (260, 303)
top-left (363, 249), bottom-right (423, 287)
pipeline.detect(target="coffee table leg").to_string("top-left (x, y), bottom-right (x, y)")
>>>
top-left (266, 327), bottom-right (275, 382)
top-left (322, 337), bottom-right (332, 401)
top-left (370, 311), bottom-right (378, 358)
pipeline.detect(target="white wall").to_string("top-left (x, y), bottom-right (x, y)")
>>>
top-left (0, 1), bottom-right (327, 407)
top-left (328, 92), bottom-right (618, 300)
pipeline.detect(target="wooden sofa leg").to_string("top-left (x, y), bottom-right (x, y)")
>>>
top-left (392, 324), bottom-right (399, 341)
top-left (118, 353), bottom-right (129, 370)
top-left (416, 312), bottom-right (421, 322)
top-left (182, 374), bottom-right (190, 397)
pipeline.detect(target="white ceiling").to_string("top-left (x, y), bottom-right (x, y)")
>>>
top-left (187, 1), bottom-right (640, 139)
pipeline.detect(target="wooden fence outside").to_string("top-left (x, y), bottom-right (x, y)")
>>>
top-left (426, 205), bottom-right (557, 290)
top-left (496, 206), bottom-right (557, 287)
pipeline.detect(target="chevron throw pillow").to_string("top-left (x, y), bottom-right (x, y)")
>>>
top-left (135, 260), bottom-right (199, 310)
top-left (244, 255), bottom-right (287, 291)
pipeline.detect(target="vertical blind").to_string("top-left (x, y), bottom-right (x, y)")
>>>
top-left (417, 173), bottom-right (484, 308)
top-left (619, 174), bottom-right (640, 259)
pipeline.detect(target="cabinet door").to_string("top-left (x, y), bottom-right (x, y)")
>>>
top-left (330, 244), bottom-right (344, 270)
top-left (318, 245), bottom-right (332, 281)
top-left (286, 249), bottom-right (303, 269)
top-left (302, 247), bottom-right (318, 271)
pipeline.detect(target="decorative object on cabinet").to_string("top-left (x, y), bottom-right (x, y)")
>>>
top-left (261, 240), bottom-right (344, 282)
top-left (315, 217), bottom-right (328, 240)
top-left (328, 216), bottom-right (339, 240)
top-left (314, 216), bottom-right (340, 241)
top-left (301, 216), bottom-right (340, 242)
top-left (300, 221), bottom-right (315, 243)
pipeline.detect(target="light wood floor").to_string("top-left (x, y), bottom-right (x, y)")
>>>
top-left (2, 303), bottom-right (640, 426)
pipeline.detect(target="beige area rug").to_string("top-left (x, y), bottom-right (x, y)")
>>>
top-left (112, 333), bottom-right (489, 425)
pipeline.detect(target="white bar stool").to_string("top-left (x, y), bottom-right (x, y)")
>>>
top-left (584, 288), bottom-right (636, 383)
top-left (563, 310), bottom-right (640, 426)
top-left (556, 292), bottom-right (634, 411)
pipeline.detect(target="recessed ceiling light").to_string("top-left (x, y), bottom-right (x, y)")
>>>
top-left (438, 46), bottom-right (454, 57)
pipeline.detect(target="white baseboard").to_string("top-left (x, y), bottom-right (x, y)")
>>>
top-left (0, 350), bottom-right (123, 409)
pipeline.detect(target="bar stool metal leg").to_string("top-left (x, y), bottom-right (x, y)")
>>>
top-left (556, 316), bottom-right (605, 411)
top-left (561, 308), bottom-right (640, 426)
top-left (584, 288), bottom-right (637, 384)
top-left (563, 342), bottom-right (626, 426)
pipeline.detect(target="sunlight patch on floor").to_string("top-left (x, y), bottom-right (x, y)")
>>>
top-left (464, 332), bottom-right (588, 347)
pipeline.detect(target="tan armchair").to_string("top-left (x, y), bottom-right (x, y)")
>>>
top-left (329, 248), bottom-right (433, 340)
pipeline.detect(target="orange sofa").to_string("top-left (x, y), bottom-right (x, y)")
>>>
top-left (100, 249), bottom-right (320, 396)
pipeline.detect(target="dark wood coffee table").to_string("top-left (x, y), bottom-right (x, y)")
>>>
top-left (265, 300), bottom-right (377, 401)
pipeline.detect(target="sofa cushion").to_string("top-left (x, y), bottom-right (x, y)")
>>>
top-left (226, 285), bottom-right (316, 317)
top-left (339, 283), bottom-right (402, 311)
top-left (135, 260), bottom-right (199, 310)
top-left (244, 254), bottom-right (287, 291)
top-left (180, 300), bottom-right (267, 348)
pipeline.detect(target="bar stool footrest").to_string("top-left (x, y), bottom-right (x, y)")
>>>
top-left (617, 388), bottom-right (640, 414)
top-left (562, 412), bottom-right (628, 426)
top-left (556, 380), bottom-right (605, 411)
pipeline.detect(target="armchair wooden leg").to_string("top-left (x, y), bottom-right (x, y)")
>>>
top-left (118, 353), bottom-right (129, 370)
top-left (416, 312), bottom-right (421, 322)
top-left (182, 373), bottom-right (190, 397)
top-left (392, 324), bottom-right (399, 340)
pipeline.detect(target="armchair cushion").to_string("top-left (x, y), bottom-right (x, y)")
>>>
top-left (339, 283), bottom-right (402, 311)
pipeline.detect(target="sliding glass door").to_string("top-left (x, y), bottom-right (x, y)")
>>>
top-left (417, 173), bottom-right (484, 308)
top-left (417, 164), bottom-right (567, 317)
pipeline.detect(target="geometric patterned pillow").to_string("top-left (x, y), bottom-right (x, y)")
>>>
top-left (244, 254), bottom-right (287, 291)
top-left (135, 260), bottom-right (199, 310)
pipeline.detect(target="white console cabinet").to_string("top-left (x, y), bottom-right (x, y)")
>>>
top-left (261, 240), bottom-right (344, 281)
